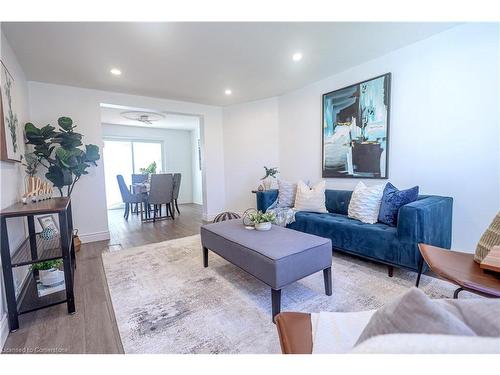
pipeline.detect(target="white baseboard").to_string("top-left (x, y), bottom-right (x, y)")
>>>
top-left (79, 230), bottom-right (110, 244)
top-left (0, 313), bottom-right (8, 350)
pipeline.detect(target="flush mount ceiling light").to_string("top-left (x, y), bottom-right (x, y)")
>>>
top-left (292, 52), bottom-right (303, 61)
top-left (224, 89), bottom-right (232, 95)
top-left (121, 111), bottom-right (165, 125)
top-left (110, 68), bottom-right (122, 76)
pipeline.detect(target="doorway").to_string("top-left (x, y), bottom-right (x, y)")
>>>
top-left (103, 138), bottom-right (164, 209)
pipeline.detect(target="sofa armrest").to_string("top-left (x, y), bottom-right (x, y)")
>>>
top-left (255, 190), bottom-right (278, 212)
top-left (397, 196), bottom-right (453, 248)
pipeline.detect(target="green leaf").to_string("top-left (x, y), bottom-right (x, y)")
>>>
top-left (46, 165), bottom-right (73, 188)
top-left (52, 132), bottom-right (82, 148)
top-left (40, 124), bottom-right (56, 137)
top-left (84, 144), bottom-right (100, 163)
top-left (25, 122), bottom-right (40, 136)
top-left (58, 117), bottom-right (74, 131)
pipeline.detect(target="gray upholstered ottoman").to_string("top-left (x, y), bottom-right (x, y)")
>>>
top-left (200, 219), bottom-right (332, 321)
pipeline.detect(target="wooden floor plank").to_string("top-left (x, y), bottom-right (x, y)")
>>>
top-left (2, 203), bottom-right (204, 354)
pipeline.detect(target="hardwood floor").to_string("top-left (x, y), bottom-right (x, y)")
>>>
top-left (2, 203), bottom-right (204, 354)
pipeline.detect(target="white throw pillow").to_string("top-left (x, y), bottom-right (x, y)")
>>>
top-left (294, 180), bottom-right (327, 213)
top-left (348, 182), bottom-right (385, 224)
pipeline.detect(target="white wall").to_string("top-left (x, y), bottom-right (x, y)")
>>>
top-left (222, 97), bottom-right (280, 213)
top-left (102, 123), bottom-right (194, 204)
top-left (28, 82), bottom-right (225, 240)
top-left (0, 30), bottom-right (30, 348)
top-left (191, 125), bottom-right (203, 205)
top-left (278, 23), bottom-right (499, 250)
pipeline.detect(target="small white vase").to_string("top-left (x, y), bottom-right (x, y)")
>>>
top-left (255, 222), bottom-right (272, 231)
top-left (39, 268), bottom-right (64, 286)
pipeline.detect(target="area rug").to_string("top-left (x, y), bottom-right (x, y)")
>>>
top-left (102, 235), bottom-right (475, 354)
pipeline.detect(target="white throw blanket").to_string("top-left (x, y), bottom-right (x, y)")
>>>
top-left (311, 310), bottom-right (375, 354)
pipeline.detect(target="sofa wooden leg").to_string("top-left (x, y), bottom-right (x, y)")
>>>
top-left (272, 289), bottom-right (281, 323)
top-left (388, 265), bottom-right (394, 277)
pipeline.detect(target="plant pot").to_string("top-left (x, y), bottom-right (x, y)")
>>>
top-left (39, 268), bottom-right (64, 287)
top-left (255, 222), bottom-right (272, 231)
top-left (73, 229), bottom-right (81, 252)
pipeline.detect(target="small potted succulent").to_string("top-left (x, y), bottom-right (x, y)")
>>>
top-left (31, 260), bottom-right (64, 286)
top-left (249, 211), bottom-right (276, 231)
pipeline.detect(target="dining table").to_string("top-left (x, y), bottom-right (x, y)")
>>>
top-left (132, 182), bottom-right (150, 194)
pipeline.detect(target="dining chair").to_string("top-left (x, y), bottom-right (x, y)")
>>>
top-left (132, 173), bottom-right (148, 184)
top-left (145, 173), bottom-right (175, 222)
top-left (130, 174), bottom-right (148, 213)
top-left (173, 173), bottom-right (182, 214)
top-left (116, 175), bottom-right (146, 220)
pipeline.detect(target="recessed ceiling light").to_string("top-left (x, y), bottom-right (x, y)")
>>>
top-left (110, 68), bottom-right (122, 76)
top-left (225, 89), bottom-right (232, 95)
top-left (292, 52), bottom-right (303, 62)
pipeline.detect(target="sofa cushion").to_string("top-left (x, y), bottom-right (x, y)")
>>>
top-left (276, 180), bottom-right (297, 208)
top-left (288, 212), bottom-right (397, 261)
top-left (378, 183), bottom-right (419, 226)
top-left (294, 180), bottom-right (327, 213)
top-left (474, 212), bottom-right (500, 263)
top-left (325, 189), bottom-right (352, 215)
top-left (348, 182), bottom-right (385, 224)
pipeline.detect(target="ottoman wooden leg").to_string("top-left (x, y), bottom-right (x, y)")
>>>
top-left (203, 247), bottom-right (208, 267)
top-left (272, 288), bottom-right (281, 323)
top-left (323, 267), bottom-right (332, 296)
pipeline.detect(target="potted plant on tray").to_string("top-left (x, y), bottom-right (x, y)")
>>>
top-left (248, 211), bottom-right (276, 231)
top-left (31, 260), bottom-right (64, 287)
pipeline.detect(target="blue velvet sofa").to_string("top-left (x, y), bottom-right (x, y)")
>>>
top-left (256, 189), bottom-right (453, 276)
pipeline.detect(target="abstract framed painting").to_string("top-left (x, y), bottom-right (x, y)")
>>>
top-left (322, 73), bottom-right (391, 179)
top-left (1, 59), bottom-right (22, 162)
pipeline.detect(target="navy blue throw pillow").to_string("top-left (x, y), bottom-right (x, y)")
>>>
top-left (378, 183), bottom-right (419, 226)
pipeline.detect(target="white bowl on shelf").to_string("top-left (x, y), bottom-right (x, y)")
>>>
top-left (39, 268), bottom-right (64, 287)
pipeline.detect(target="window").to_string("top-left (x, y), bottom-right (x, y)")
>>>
top-left (103, 139), bottom-right (164, 209)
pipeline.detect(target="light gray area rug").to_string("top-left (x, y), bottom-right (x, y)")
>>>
top-left (102, 235), bottom-right (475, 354)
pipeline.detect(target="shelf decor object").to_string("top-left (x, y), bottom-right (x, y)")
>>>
top-left (1, 60), bottom-right (22, 162)
top-left (0, 197), bottom-right (76, 332)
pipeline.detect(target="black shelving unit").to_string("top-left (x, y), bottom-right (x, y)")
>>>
top-left (0, 198), bottom-right (76, 332)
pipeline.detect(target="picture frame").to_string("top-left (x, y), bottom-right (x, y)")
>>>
top-left (322, 73), bottom-right (391, 179)
top-left (1, 59), bottom-right (22, 162)
top-left (37, 215), bottom-right (59, 235)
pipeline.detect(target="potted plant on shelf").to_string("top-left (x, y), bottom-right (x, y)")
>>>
top-left (260, 166), bottom-right (279, 190)
top-left (24, 117), bottom-right (100, 197)
top-left (248, 210), bottom-right (276, 231)
top-left (31, 260), bottom-right (64, 287)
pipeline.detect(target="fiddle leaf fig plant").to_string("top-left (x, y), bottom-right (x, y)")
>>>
top-left (25, 117), bottom-right (100, 196)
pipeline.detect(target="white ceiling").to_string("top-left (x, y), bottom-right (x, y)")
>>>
top-left (2, 22), bottom-right (458, 106)
top-left (100, 104), bottom-right (200, 131)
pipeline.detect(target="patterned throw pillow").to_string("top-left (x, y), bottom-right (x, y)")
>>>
top-left (474, 212), bottom-right (500, 263)
top-left (377, 183), bottom-right (419, 226)
top-left (294, 180), bottom-right (327, 213)
top-left (348, 182), bottom-right (385, 224)
top-left (277, 180), bottom-right (297, 208)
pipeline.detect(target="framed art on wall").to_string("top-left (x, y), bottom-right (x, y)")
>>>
top-left (322, 73), bottom-right (391, 179)
top-left (1, 59), bottom-right (22, 162)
